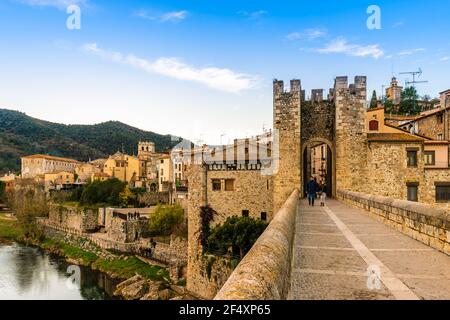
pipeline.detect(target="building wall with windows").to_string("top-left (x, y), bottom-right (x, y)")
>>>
top-left (206, 169), bottom-right (273, 225)
top-left (21, 155), bottom-right (79, 178)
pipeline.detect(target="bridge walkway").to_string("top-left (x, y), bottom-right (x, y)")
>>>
top-left (289, 198), bottom-right (450, 300)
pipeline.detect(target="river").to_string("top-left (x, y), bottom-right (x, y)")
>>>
top-left (0, 243), bottom-right (120, 300)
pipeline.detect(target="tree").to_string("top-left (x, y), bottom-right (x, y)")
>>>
top-left (79, 178), bottom-right (126, 206)
top-left (0, 181), bottom-right (5, 203)
top-left (206, 216), bottom-right (267, 259)
top-left (7, 188), bottom-right (49, 239)
top-left (369, 90), bottom-right (378, 109)
top-left (119, 186), bottom-right (136, 207)
top-left (399, 86), bottom-right (421, 115)
top-left (148, 204), bottom-right (184, 236)
top-left (383, 97), bottom-right (394, 114)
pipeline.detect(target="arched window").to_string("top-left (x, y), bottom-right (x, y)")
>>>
top-left (369, 120), bottom-right (379, 131)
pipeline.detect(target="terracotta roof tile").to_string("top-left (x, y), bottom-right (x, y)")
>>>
top-left (21, 154), bottom-right (80, 164)
top-left (367, 133), bottom-right (425, 142)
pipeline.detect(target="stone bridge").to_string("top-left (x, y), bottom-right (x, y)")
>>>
top-left (215, 190), bottom-right (450, 300)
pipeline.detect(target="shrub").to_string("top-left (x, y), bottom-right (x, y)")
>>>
top-left (148, 204), bottom-right (184, 236)
top-left (79, 178), bottom-right (126, 206)
top-left (206, 216), bottom-right (267, 259)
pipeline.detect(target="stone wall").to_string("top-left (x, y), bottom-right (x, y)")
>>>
top-left (337, 190), bottom-right (450, 255)
top-left (48, 204), bottom-right (98, 233)
top-left (214, 189), bottom-right (299, 300)
top-left (206, 169), bottom-right (273, 223)
top-left (273, 80), bottom-right (301, 212)
top-left (335, 76), bottom-right (368, 193)
top-left (366, 141), bottom-right (425, 199)
top-left (422, 169), bottom-right (450, 208)
top-left (301, 100), bottom-right (335, 146)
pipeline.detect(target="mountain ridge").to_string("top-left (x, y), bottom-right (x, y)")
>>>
top-left (0, 108), bottom-right (182, 173)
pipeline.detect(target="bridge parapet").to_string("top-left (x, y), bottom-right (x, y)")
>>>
top-left (337, 190), bottom-right (450, 255)
top-left (214, 189), bottom-right (299, 300)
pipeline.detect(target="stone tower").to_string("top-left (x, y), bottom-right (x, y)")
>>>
top-left (334, 76), bottom-right (368, 192)
top-left (273, 79), bottom-right (302, 212)
top-left (138, 141), bottom-right (155, 158)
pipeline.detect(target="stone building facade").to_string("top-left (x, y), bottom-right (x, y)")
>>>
top-left (21, 154), bottom-right (79, 178)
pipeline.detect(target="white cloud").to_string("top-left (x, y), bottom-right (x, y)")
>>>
top-left (286, 28), bottom-right (327, 41)
top-left (393, 21), bottom-right (404, 28)
top-left (441, 57), bottom-right (450, 62)
top-left (82, 43), bottom-right (259, 94)
top-left (398, 48), bottom-right (425, 56)
top-left (238, 10), bottom-right (267, 20)
top-left (317, 37), bottom-right (384, 59)
top-left (161, 10), bottom-right (188, 22)
top-left (134, 9), bottom-right (188, 22)
top-left (13, 0), bottom-right (87, 9)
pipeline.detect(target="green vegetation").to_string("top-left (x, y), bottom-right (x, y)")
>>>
top-left (7, 188), bottom-right (48, 239)
top-left (205, 216), bottom-right (268, 259)
top-left (399, 86), bottom-right (421, 115)
top-left (94, 257), bottom-right (169, 281)
top-left (41, 238), bottom-right (99, 264)
top-left (0, 181), bottom-right (5, 203)
top-left (0, 214), bottom-right (23, 242)
top-left (0, 108), bottom-right (183, 173)
top-left (369, 90), bottom-right (378, 109)
top-left (148, 204), bottom-right (185, 236)
top-left (79, 178), bottom-right (127, 206)
top-left (40, 238), bottom-right (169, 282)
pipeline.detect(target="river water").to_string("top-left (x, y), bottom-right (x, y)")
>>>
top-left (0, 243), bottom-right (120, 300)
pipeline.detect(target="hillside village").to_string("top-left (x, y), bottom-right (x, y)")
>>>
top-left (1, 77), bottom-right (450, 300)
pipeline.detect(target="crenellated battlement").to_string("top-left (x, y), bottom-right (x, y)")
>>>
top-left (334, 76), bottom-right (367, 98)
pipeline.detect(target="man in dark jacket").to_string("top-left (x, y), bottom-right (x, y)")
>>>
top-left (306, 177), bottom-right (319, 206)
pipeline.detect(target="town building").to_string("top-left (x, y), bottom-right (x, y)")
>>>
top-left (44, 171), bottom-right (76, 191)
top-left (103, 151), bottom-right (141, 184)
top-left (386, 77), bottom-right (403, 105)
top-left (21, 154), bottom-right (79, 178)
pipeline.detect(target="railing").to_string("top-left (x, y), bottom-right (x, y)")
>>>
top-left (214, 189), bottom-right (299, 300)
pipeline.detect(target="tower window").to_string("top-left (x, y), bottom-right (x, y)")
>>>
top-left (242, 210), bottom-right (249, 217)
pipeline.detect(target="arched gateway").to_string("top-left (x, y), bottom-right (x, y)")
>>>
top-left (273, 76), bottom-right (367, 211)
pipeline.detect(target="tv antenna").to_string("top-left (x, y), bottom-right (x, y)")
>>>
top-left (399, 68), bottom-right (428, 112)
top-left (399, 68), bottom-right (428, 90)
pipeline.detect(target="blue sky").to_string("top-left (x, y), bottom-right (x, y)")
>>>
top-left (1, 0), bottom-right (449, 144)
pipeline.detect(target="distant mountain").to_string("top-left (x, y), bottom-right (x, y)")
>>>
top-left (0, 108), bottom-right (183, 173)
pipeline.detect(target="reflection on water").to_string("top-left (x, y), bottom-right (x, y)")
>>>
top-left (0, 243), bottom-right (120, 300)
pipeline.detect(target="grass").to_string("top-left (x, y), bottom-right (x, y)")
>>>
top-left (40, 237), bottom-right (169, 282)
top-left (41, 238), bottom-right (99, 264)
top-left (0, 213), bottom-right (23, 241)
top-left (93, 257), bottom-right (169, 282)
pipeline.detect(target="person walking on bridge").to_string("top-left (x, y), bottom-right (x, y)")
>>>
top-left (306, 177), bottom-right (319, 206)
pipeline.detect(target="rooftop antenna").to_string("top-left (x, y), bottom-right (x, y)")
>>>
top-left (399, 68), bottom-right (428, 112)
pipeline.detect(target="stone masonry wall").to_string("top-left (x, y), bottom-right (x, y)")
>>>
top-left (335, 76), bottom-right (368, 193)
top-left (337, 190), bottom-right (450, 256)
top-left (206, 170), bottom-right (273, 223)
top-left (273, 80), bottom-right (301, 212)
top-left (366, 141), bottom-right (425, 200)
top-left (48, 204), bottom-right (98, 233)
top-left (214, 189), bottom-right (299, 300)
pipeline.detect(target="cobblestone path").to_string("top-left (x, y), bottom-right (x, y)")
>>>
top-left (289, 199), bottom-right (450, 300)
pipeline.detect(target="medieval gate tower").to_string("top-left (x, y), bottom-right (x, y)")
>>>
top-left (273, 76), bottom-right (367, 210)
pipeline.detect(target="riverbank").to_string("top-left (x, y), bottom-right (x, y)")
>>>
top-left (0, 213), bottom-right (184, 300)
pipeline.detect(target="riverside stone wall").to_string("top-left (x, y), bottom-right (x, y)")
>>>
top-left (214, 189), bottom-right (299, 300)
top-left (337, 190), bottom-right (450, 255)
top-left (48, 204), bottom-right (98, 233)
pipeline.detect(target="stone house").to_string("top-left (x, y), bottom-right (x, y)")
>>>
top-left (21, 154), bottom-right (79, 178)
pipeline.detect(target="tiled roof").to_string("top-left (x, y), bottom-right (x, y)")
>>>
top-left (22, 154), bottom-right (79, 164)
top-left (367, 133), bottom-right (426, 142)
